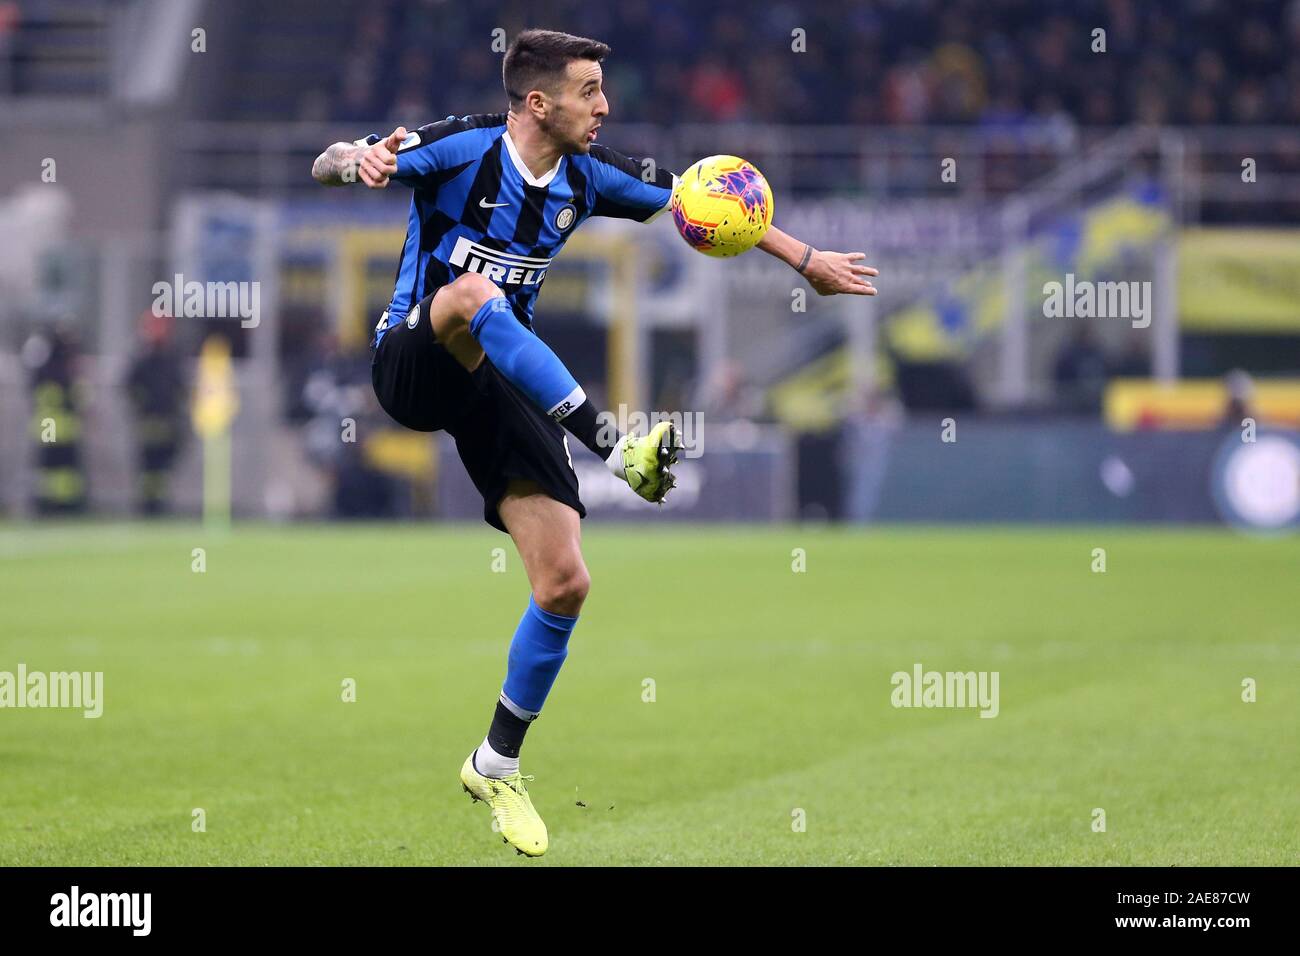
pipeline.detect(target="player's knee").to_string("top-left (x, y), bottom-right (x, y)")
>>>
top-left (534, 563), bottom-right (590, 616)
top-left (431, 274), bottom-right (500, 341)
top-left (447, 272), bottom-right (501, 320)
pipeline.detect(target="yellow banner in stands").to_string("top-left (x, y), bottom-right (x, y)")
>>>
top-left (1105, 378), bottom-right (1300, 431)
top-left (192, 335), bottom-right (238, 437)
top-left (1179, 230), bottom-right (1300, 331)
top-left (192, 335), bottom-right (238, 530)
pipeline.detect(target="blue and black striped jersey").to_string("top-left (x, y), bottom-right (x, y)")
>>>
top-left (369, 113), bottom-right (675, 348)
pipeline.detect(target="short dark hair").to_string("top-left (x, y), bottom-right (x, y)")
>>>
top-left (503, 29), bottom-right (611, 107)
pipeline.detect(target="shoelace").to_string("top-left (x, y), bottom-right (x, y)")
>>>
top-left (502, 773), bottom-right (535, 796)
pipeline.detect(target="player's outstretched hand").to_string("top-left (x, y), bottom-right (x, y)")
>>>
top-left (358, 126), bottom-right (407, 188)
top-left (804, 250), bottom-right (879, 296)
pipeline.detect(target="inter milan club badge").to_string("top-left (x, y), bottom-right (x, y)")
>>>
top-left (555, 204), bottom-right (577, 232)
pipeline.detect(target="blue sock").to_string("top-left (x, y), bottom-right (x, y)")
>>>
top-left (470, 296), bottom-right (585, 420)
top-left (500, 596), bottom-right (579, 718)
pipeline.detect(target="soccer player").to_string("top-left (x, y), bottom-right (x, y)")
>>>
top-left (312, 29), bottom-right (877, 857)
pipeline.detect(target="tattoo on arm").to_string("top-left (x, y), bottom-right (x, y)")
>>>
top-left (795, 243), bottom-right (813, 274)
top-left (312, 142), bottom-right (361, 186)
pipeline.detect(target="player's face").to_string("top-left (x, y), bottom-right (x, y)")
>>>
top-left (543, 59), bottom-right (608, 154)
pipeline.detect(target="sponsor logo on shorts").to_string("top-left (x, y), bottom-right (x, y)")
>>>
top-left (449, 236), bottom-right (552, 288)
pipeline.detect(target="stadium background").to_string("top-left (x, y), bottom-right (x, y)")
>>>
top-left (3, 0), bottom-right (1300, 526)
top-left (0, 0), bottom-right (1297, 866)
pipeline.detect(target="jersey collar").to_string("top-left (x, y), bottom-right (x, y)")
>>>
top-left (501, 130), bottom-right (563, 188)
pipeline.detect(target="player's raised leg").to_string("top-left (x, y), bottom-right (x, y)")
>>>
top-left (426, 273), bottom-right (682, 500)
top-left (459, 479), bottom-right (589, 856)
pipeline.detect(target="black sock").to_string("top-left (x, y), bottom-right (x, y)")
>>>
top-left (486, 700), bottom-right (531, 759)
top-left (558, 399), bottom-right (621, 460)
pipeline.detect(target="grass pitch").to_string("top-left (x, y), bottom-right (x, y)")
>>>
top-left (1, 523), bottom-right (1296, 865)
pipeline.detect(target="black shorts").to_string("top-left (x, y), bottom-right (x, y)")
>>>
top-left (370, 292), bottom-right (585, 533)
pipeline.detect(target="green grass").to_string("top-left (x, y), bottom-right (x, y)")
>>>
top-left (1, 522), bottom-right (1296, 866)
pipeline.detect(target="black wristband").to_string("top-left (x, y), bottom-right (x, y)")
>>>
top-left (795, 244), bottom-right (813, 274)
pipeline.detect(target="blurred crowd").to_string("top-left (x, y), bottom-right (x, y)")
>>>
top-left (322, 0), bottom-right (1300, 128)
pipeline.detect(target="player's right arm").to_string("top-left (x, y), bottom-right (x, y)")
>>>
top-left (311, 126), bottom-right (408, 188)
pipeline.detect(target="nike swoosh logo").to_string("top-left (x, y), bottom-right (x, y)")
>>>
top-left (479, 198), bottom-right (509, 208)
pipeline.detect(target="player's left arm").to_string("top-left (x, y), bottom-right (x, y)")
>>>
top-left (586, 145), bottom-right (677, 221)
top-left (588, 147), bottom-right (877, 295)
top-left (757, 226), bottom-right (878, 296)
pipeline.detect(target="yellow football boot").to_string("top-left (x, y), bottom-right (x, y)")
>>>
top-left (610, 420), bottom-right (683, 503)
top-left (460, 752), bottom-right (548, 857)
